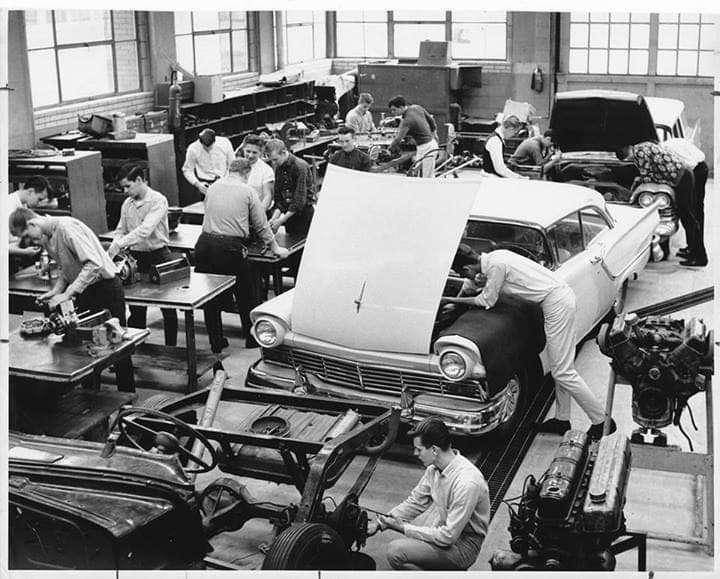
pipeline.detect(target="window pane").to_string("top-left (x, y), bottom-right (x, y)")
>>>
top-left (630, 24), bottom-right (649, 49)
top-left (700, 24), bottom-right (714, 50)
top-left (570, 12), bottom-right (589, 22)
top-left (608, 50), bottom-right (628, 73)
top-left (658, 24), bottom-right (678, 49)
top-left (286, 11), bottom-right (313, 25)
top-left (113, 11), bottom-right (136, 41)
top-left (54, 10), bottom-right (111, 44)
top-left (337, 11), bottom-right (364, 21)
top-left (589, 13), bottom-right (609, 22)
top-left (314, 12), bottom-right (326, 58)
top-left (628, 50), bottom-right (648, 74)
top-left (394, 23), bottom-right (445, 58)
top-left (631, 13), bottom-right (650, 23)
top-left (28, 49), bottom-right (59, 107)
top-left (610, 13), bottom-right (630, 22)
top-left (337, 22), bottom-right (388, 57)
top-left (193, 12), bottom-right (227, 32)
top-left (25, 10), bottom-right (54, 49)
top-left (679, 13), bottom-right (700, 23)
top-left (58, 45), bottom-right (114, 100)
top-left (698, 52), bottom-right (713, 76)
top-left (175, 12), bottom-right (192, 35)
top-left (452, 11), bottom-right (506, 23)
top-left (115, 40), bottom-right (139, 92)
top-left (393, 11), bottom-right (446, 21)
top-left (588, 49), bottom-right (608, 73)
top-left (452, 22), bottom-right (506, 60)
top-left (194, 33), bottom-right (231, 74)
top-left (286, 26), bottom-right (314, 63)
top-left (175, 35), bottom-right (194, 73)
top-left (231, 12), bottom-right (247, 28)
top-left (569, 49), bottom-right (588, 73)
top-left (656, 50), bottom-right (677, 75)
top-left (677, 50), bottom-right (697, 75)
top-left (570, 23), bottom-right (589, 47)
top-left (589, 24), bottom-right (609, 48)
top-left (609, 24), bottom-right (629, 48)
top-left (659, 13), bottom-right (679, 23)
top-left (232, 31), bottom-right (249, 72)
top-left (678, 24), bottom-right (699, 49)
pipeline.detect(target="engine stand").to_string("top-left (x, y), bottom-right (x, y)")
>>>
top-left (603, 369), bottom-right (714, 555)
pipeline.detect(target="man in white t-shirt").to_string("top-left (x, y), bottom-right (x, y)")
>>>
top-left (236, 134), bottom-right (275, 213)
top-left (182, 128), bottom-right (234, 200)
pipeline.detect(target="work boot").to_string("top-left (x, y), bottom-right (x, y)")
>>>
top-left (587, 418), bottom-right (617, 440)
top-left (536, 418), bottom-right (571, 435)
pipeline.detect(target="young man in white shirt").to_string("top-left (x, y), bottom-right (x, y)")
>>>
top-left (236, 134), bottom-right (275, 213)
top-left (483, 116), bottom-right (526, 179)
top-left (182, 128), bottom-right (234, 200)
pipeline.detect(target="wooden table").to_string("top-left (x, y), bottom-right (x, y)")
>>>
top-left (100, 224), bottom-right (306, 297)
top-left (9, 267), bottom-right (235, 392)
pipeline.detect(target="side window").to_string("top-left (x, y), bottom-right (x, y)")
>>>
top-left (547, 213), bottom-right (583, 265)
top-left (674, 119), bottom-right (684, 139)
top-left (580, 208), bottom-right (610, 246)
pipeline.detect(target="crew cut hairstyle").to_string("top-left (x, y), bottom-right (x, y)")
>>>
top-left (408, 416), bottom-right (451, 451)
top-left (264, 138), bottom-right (288, 155)
top-left (388, 95), bottom-right (408, 109)
top-left (24, 175), bottom-right (53, 198)
top-left (451, 243), bottom-right (480, 274)
top-left (502, 115), bottom-right (522, 130)
top-left (9, 207), bottom-right (40, 237)
top-left (358, 92), bottom-right (374, 105)
top-left (337, 125), bottom-right (356, 137)
top-left (242, 133), bottom-right (266, 150)
top-left (116, 163), bottom-right (146, 182)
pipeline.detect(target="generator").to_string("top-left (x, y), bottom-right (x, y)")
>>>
top-left (490, 430), bottom-right (631, 571)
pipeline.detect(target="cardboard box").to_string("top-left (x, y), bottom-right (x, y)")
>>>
top-left (193, 75), bottom-right (225, 104)
top-left (418, 41), bottom-right (452, 66)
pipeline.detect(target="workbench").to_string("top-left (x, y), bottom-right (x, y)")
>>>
top-left (9, 267), bottom-right (235, 392)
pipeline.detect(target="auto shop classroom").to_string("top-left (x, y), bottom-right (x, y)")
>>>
top-left (1, 5), bottom-right (718, 576)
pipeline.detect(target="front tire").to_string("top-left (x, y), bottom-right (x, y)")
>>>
top-left (487, 368), bottom-right (529, 442)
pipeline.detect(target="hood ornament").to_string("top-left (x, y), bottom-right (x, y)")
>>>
top-left (353, 280), bottom-right (367, 313)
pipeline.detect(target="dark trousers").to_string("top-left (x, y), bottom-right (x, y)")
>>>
top-left (75, 277), bottom-right (135, 392)
top-left (128, 247), bottom-right (178, 346)
top-left (194, 232), bottom-right (254, 353)
top-left (284, 204), bottom-right (315, 236)
top-left (674, 169), bottom-right (706, 260)
top-left (693, 161), bottom-right (709, 243)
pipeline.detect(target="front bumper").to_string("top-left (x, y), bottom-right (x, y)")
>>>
top-left (246, 359), bottom-right (511, 436)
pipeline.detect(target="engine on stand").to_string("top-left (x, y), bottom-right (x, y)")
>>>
top-left (490, 430), bottom-right (631, 571)
top-left (598, 314), bottom-right (712, 448)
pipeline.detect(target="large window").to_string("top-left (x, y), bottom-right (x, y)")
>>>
top-left (569, 12), bottom-right (714, 77)
top-left (280, 11), bottom-right (326, 65)
top-left (175, 12), bottom-right (250, 76)
top-left (336, 11), bottom-right (388, 58)
top-left (25, 10), bottom-right (140, 108)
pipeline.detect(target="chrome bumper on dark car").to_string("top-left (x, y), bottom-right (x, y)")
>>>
top-left (246, 349), bottom-right (512, 436)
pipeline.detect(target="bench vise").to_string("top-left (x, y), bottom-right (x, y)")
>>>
top-left (150, 256), bottom-right (191, 284)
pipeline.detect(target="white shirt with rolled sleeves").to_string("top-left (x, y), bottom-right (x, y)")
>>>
top-left (345, 106), bottom-right (376, 133)
top-left (112, 187), bottom-right (170, 252)
top-left (182, 136), bottom-right (235, 186)
top-left (465, 249), bottom-right (566, 308)
top-left (389, 451), bottom-right (489, 548)
top-left (247, 158), bottom-right (275, 208)
top-left (661, 138), bottom-right (705, 170)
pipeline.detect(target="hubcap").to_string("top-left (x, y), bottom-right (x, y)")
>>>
top-left (500, 375), bottom-right (521, 423)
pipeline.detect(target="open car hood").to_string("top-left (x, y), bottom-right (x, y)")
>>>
top-left (292, 166), bottom-right (478, 354)
top-left (550, 90), bottom-right (658, 152)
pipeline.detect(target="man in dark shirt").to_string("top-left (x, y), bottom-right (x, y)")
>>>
top-left (509, 129), bottom-right (560, 177)
top-left (328, 126), bottom-right (371, 172)
top-left (388, 95), bottom-right (438, 178)
top-left (265, 138), bottom-right (315, 236)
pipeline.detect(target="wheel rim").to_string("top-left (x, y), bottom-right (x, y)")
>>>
top-left (500, 375), bottom-right (521, 423)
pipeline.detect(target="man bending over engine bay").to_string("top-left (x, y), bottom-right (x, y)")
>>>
top-left (369, 417), bottom-right (489, 570)
top-left (442, 245), bottom-right (616, 439)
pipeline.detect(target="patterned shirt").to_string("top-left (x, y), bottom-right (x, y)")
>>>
top-left (273, 153), bottom-right (315, 214)
top-left (182, 136), bottom-right (235, 185)
top-left (631, 141), bottom-right (685, 188)
top-left (112, 187), bottom-right (169, 252)
top-left (45, 217), bottom-right (116, 295)
top-left (389, 451), bottom-right (490, 547)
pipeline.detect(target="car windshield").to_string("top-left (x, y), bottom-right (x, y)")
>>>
top-left (460, 220), bottom-right (551, 267)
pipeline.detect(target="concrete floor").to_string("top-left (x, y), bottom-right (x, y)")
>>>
top-left (12, 180), bottom-right (714, 574)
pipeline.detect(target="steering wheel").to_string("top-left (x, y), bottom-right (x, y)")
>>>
top-left (115, 407), bottom-right (218, 474)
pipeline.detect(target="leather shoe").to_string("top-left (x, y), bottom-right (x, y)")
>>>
top-left (676, 247), bottom-right (691, 257)
top-left (536, 418), bottom-right (571, 435)
top-left (679, 256), bottom-right (708, 267)
top-left (587, 418), bottom-right (617, 440)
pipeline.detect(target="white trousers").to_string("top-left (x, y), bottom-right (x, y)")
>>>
top-left (542, 286), bottom-right (605, 424)
top-left (415, 139), bottom-right (438, 178)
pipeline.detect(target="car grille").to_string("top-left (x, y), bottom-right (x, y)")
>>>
top-left (262, 346), bottom-right (473, 396)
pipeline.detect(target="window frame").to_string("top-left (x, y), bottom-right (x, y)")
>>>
top-left (579, 206), bottom-right (612, 246)
top-left (174, 11), bottom-right (251, 76)
top-left (279, 11), bottom-right (327, 65)
top-left (26, 10), bottom-right (142, 109)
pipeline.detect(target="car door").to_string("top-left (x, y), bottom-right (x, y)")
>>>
top-left (546, 211), bottom-right (601, 341)
top-left (579, 207), bottom-right (616, 320)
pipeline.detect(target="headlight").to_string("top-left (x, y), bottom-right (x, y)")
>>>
top-left (653, 193), bottom-right (672, 209)
top-left (254, 319), bottom-right (281, 347)
top-left (439, 351), bottom-right (468, 381)
top-left (637, 192), bottom-right (655, 207)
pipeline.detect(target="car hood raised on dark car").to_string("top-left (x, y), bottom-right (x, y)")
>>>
top-left (550, 90), bottom-right (658, 153)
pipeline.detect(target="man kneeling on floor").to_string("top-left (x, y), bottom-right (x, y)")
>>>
top-left (369, 417), bottom-right (489, 570)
